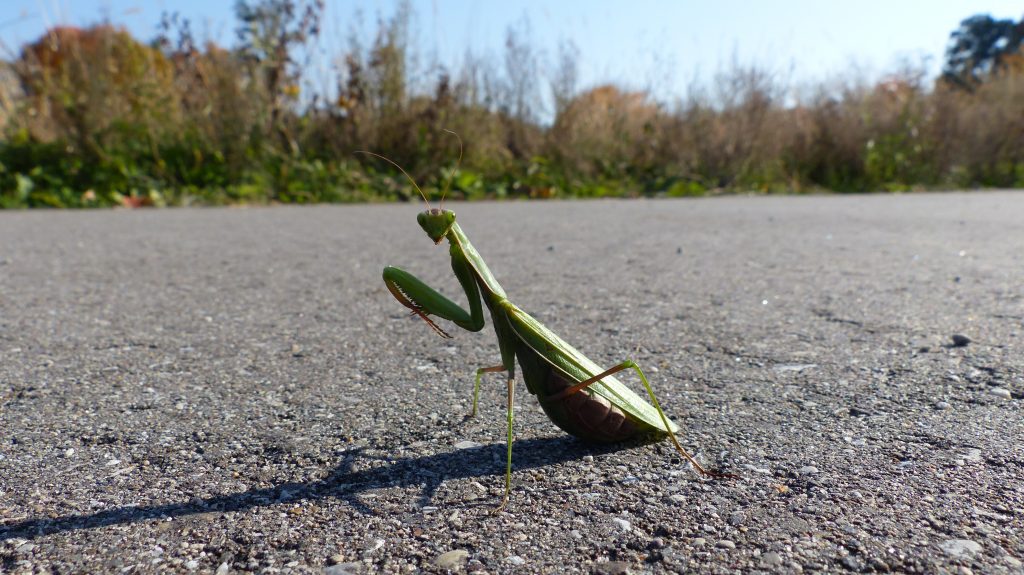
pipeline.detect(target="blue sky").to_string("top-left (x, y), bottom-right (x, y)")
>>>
top-left (2, 0), bottom-right (1021, 102)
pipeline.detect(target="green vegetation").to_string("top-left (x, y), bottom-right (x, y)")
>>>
top-left (1, 2), bottom-right (1022, 208)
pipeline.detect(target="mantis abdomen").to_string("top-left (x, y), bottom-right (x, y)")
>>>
top-left (516, 340), bottom-right (645, 443)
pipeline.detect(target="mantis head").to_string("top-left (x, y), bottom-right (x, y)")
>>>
top-left (417, 208), bottom-right (456, 244)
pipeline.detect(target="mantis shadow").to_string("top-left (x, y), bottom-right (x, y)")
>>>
top-left (0, 435), bottom-right (644, 540)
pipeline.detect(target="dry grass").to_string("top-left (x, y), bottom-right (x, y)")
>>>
top-left (1, 3), bottom-right (1022, 207)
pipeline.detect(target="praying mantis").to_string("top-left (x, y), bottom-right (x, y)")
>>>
top-left (365, 135), bottom-right (733, 510)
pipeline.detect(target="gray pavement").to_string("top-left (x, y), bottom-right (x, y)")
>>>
top-left (0, 192), bottom-right (1022, 574)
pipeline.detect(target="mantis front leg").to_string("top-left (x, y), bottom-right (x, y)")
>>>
top-left (383, 260), bottom-right (506, 418)
top-left (382, 252), bottom-right (485, 336)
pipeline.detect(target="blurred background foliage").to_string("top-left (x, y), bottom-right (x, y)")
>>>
top-left (0, 2), bottom-right (1022, 207)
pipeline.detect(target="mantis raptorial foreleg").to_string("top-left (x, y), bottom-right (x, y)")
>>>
top-left (383, 266), bottom-right (485, 335)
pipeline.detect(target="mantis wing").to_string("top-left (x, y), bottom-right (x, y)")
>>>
top-left (502, 302), bottom-right (681, 434)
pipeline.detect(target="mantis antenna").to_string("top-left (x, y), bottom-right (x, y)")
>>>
top-left (439, 129), bottom-right (464, 208)
top-left (355, 150), bottom-right (432, 211)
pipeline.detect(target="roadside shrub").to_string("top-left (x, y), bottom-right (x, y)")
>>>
top-left (2, 6), bottom-right (1024, 208)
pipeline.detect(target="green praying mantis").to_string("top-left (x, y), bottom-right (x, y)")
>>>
top-left (364, 134), bottom-right (734, 510)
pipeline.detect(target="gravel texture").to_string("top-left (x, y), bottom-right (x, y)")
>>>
top-left (1, 192), bottom-right (1022, 574)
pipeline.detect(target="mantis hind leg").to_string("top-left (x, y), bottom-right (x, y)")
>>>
top-left (469, 365), bottom-right (506, 418)
top-left (544, 360), bottom-right (736, 479)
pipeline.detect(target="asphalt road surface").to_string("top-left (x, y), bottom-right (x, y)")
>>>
top-left (1, 192), bottom-right (1022, 574)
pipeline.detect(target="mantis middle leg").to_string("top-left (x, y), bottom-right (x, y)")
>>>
top-left (497, 372), bottom-right (516, 511)
top-left (471, 365), bottom-right (506, 417)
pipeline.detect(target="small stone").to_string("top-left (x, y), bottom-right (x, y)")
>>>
top-left (649, 537), bottom-right (665, 549)
top-left (612, 517), bottom-right (632, 532)
top-left (215, 562), bottom-right (230, 575)
top-left (940, 539), bottom-right (982, 557)
top-left (989, 387), bottom-right (1012, 400)
top-left (583, 455), bottom-right (594, 462)
top-left (869, 558), bottom-right (890, 571)
top-left (962, 448), bottom-right (983, 462)
top-left (798, 466), bottom-right (819, 475)
top-left (324, 563), bottom-right (363, 575)
top-left (716, 540), bottom-right (736, 550)
top-left (774, 364), bottom-right (817, 373)
top-left (507, 556), bottom-right (526, 565)
top-left (669, 494), bottom-right (686, 504)
top-left (759, 552), bottom-right (783, 567)
top-left (951, 334), bottom-right (971, 347)
top-left (728, 512), bottom-right (745, 526)
top-left (454, 440), bottom-right (481, 449)
top-left (692, 537), bottom-right (707, 546)
top-left (185, 560), bottom-right (199, 570)
top-left (328, 554), bottom-right (345, 565)
top-left (592, 561), bottom-right (631, 575)
top-left (365, 538), bottom-right (385, 553)
top-left (935, 401), bottom-right (951, 410)
top-left (15, 542), bottom-right (36, 554)
top-left (841, 555), bottom-right (863, 571)
top-left (434, 549), bottom-right (470, 570)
